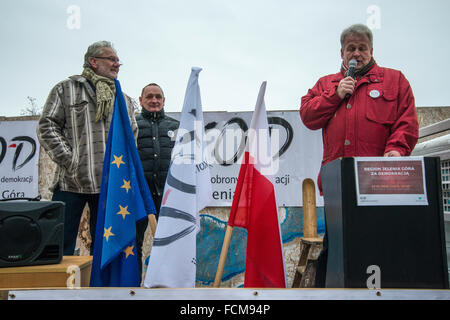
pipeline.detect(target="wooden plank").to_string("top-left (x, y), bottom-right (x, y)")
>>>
top-left (302, 179), bottom-right (317, 238)
top-left (419, 118), bottom-right (450, 138)
top-left (300, 261), bottom-right (318, 288)
top-left (307, 244), bottom-right (323, 260)
top-left (296, 266), bottom-right (306, 274)
top-left (301, 237), bottom-right (323, 243)
top-left (0, 256), bottom-right (92, 289)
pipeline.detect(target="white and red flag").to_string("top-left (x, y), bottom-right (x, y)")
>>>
top-left (227, 81), bottom-right (286, 288)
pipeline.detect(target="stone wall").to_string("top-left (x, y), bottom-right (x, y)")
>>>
top-left (416, 106), bottom-right (450, 128)
top-left (416, 106), bottom-right (450, 142)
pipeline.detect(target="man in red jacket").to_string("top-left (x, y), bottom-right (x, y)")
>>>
top-left (300, 23), bottom-right (419, 287)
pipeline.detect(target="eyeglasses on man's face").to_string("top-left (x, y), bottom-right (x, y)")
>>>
top-left (93, 56), bottom-right (123, 66)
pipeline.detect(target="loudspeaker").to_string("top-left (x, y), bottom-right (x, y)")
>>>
top-left (0, 201), bottom-right (64, 267)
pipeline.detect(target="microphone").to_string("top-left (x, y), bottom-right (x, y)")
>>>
top-left (347, 59), bottom-right (357, 79)
top-left (345, 59), bottom-right (358, 98)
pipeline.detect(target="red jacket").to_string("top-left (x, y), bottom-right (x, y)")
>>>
top-left (300, 63), bottom-right (419, 192)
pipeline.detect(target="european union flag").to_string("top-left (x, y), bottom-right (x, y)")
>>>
top-left (90, 79), bottom-right (156, 287)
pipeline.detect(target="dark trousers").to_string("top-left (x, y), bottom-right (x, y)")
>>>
top-left (51, 187), bottom-right (99, 256)
top-left (136, 217), bottom-right (148, 276)
top-left (135, 195), bottom-right (162, 275)
top-left (53, 186), bottom-right (158, 280)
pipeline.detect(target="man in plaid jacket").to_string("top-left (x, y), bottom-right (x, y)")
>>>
top-left (37, 41), bottom-right (138, 255)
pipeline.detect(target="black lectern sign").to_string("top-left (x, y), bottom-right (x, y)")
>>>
top-left (321, 157), bottom-right (449, 289)
top-left (354, 157), bottom-right (428, 206)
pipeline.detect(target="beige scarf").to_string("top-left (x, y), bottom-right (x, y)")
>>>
top-left (81, 67), bottom-right (116, 122)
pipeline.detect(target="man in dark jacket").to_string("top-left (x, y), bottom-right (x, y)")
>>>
top-left (136, 83), bottom-right (179, 273)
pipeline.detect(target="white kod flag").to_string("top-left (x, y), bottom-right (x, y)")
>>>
top-left (144, 67), bottom-right (212, 288)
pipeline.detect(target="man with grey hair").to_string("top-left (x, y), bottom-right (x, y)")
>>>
top-left (300, 24), bottom-right (418, 287)
top-left (37, 41), bottom-right (138, 256)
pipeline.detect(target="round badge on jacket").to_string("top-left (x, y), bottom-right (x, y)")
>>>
top-left (369, 90), bottom-right (381, 98)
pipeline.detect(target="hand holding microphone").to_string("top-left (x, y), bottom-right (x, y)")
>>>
top-left (337, 59), bottom-right (357, 99)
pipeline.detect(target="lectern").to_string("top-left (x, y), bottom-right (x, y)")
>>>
top-left (321, 157), bottom-right (449, 288)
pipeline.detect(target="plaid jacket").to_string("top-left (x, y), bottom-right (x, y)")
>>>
top-left (37, 75), bottom-right (138, 194)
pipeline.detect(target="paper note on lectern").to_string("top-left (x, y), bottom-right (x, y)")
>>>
top-left (354, 156), bottom-right (428, 206)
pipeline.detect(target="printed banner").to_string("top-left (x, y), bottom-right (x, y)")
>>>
top-left (2, 112), bottom-right (324, 207)
top-left (0, 120), bottom-right (39, 200)
top-left (168, 111), bottom-right (324, 207)
top-left (355, 157), bottom-right (428, 206)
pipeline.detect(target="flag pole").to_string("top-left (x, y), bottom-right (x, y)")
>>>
top-left (213, 224), bottom-right (234, 287)
top-left (148, 214), bottom-right (157, 238)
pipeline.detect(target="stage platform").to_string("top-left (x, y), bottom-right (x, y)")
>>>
top-left (2, 288), bottom-right (450, 300)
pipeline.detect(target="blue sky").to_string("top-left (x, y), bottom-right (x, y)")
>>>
top-left (1, 0), bottom-right (449, 116)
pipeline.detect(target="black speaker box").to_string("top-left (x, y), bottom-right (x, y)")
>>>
top-left (0, 201), bottom-right (64, 268)
top-left (321, 157), bottom-right (449, 289)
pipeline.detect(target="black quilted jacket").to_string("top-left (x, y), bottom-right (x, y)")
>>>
top-left (136, 108), bottom-right (179, 211)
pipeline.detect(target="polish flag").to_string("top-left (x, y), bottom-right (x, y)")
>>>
top-left (228, 81), bottom-right (286, 288)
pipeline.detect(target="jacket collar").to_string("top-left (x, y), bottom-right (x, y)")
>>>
top-left (141, 107), bottom-right (165, 120)
top-left (331, 62), bottom-right (381, 83)
top-left (69, 75), bottom-right (97, 104)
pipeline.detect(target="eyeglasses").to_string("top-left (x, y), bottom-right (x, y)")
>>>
top-left (93, 56), bottom-right (123, 66)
